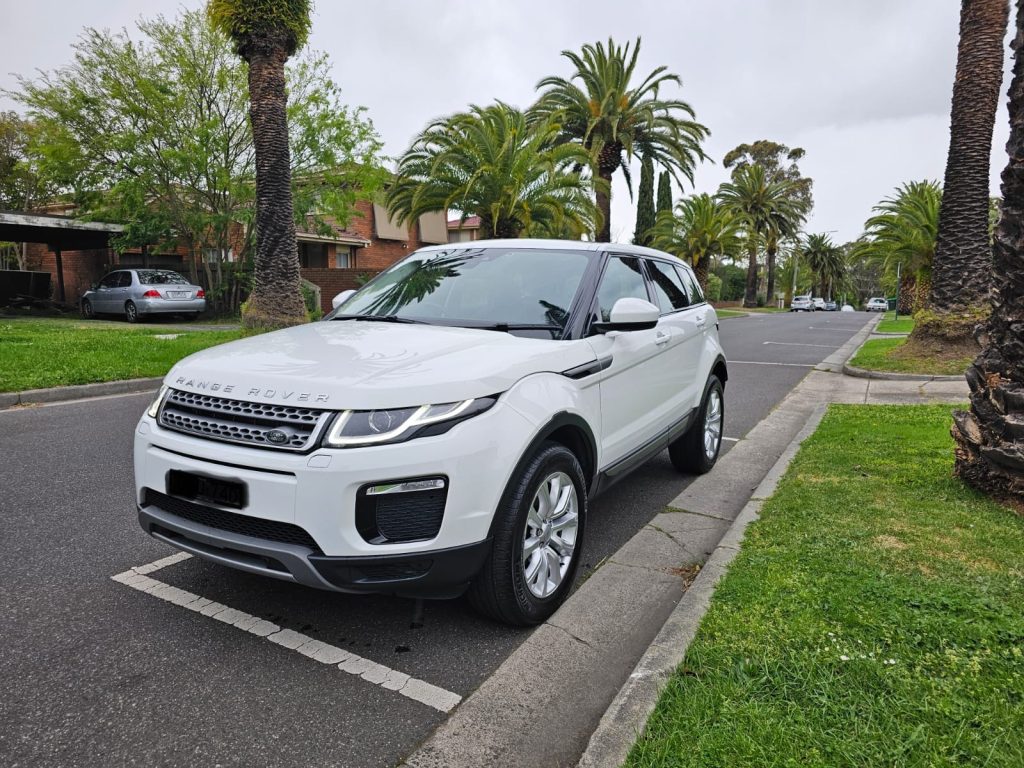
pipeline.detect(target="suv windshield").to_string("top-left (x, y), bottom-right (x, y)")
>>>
top-left (137, 270), bottom-right (189, 285)
top-left (335, 247), bottom-right (593, 337)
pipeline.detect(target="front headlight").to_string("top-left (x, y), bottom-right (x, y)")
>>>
top-left (146, 385), bottom-right (169, 418)
top-left (323, 397), bottom-right (496, 448)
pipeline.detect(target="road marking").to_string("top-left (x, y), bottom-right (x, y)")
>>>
top-left (729, 360), bottom-right (815, 368)
top-left (763, 341), bottom-right (836, 349)
top-left (111, 552), bottom-right (462, 713)
top-left (807, 326), bottom-right (862, 332)
top-left (722, 437), bottom-right (740, 443)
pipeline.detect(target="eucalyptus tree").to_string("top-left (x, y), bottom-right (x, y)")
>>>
top-left (387, 103), bottom-right (599, 240)
top-left (951, 0), bottom-right (1024, 502)
top-left (532, 38), bottom-right (708, 242)
top-left (927, 0), bottom-right (1009, 325)
top-left (717, 165), bottom-right (805, 307)
top-left (648, 193), bottom-right (742, 290)
top-left (854, 181), bottom-right (942, 313)
top-left (207, 0), bottom-right (312, 328)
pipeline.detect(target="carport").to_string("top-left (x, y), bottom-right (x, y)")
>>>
top-left (0, 211), bottom-right (124, 304)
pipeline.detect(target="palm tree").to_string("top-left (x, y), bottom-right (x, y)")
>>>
top-left (952, 0), bottom-right (1023, 502)
top-left (853, 181), bottom-right (942, 313)
top-left (648, 194), bottom-right (742, 291)
top-left (928, 0), bottom-right (1009, 317)
top-left (800, 233), bottom-right (845, 299)
top-left (717, 165), bottom-right (805, 307)
top-left (207, 0), bottom-right (311, 328)
top-left (386, 103), bottom-right (598, 240)
top-left (533, 38), bottom-right (708, 242)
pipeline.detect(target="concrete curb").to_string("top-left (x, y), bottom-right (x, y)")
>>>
top-left (1, 377), bottom-right (162, 409)
top-left (574, 404), bottom-right (829, 768)
top-left (814, 313), bottom-right (882, 373)
top-left (841, 363), bottom-right (963, 382)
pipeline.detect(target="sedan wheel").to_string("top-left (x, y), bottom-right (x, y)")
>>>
top-left (80, 299), bottom-right (94, 319)
top-left (125, 301), bottom-right (139, 323)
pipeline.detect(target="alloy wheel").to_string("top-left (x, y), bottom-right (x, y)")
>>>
top-left (704, 389), bottom-right (723, 460)
top-left (521, 471), bottom-right (579, 598)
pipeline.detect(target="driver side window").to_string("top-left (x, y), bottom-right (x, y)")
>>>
top-left (595, 256), bottom-right (649, 322)
top-left (99, 272), bottom-right (120, 289)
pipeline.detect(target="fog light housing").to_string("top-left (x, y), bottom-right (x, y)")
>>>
top-left (356, 476), bottom-right (448, 544)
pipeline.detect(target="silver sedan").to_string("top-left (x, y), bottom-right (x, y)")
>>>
top-left (80, 269), bottom-right (206, 322)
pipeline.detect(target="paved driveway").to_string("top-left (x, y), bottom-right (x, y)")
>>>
top-left (0, 310), bottom-right (872, 767)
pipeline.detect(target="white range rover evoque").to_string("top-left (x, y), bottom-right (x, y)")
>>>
top-left (134, 239), bottom-right (727, 625)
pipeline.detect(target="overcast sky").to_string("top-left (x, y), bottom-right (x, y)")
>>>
top-left (0, 0), bottom-right (1013, 243)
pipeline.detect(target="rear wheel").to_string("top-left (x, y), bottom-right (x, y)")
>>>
top-left (80, 299), bottom-right (94, 319)
top-left (669, 375), bottom-right (724, 475)
top-left (125, 301), bottom-right (139, 323)
top-left (468, 442), bottom-right (587, 626)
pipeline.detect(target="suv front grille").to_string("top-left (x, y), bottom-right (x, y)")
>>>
top-left (143, 488), bottom-right (321, 551)
top-left (158, 389), bottom-right (332, 451)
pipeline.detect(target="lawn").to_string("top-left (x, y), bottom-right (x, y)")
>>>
top-left (714, 309), bottom-right (748, 318)
top-left (0, 317), bottom-right (249, 392)
top-left (850, 337), bottom-right (971, 377)
top-left (626, 405), bottom-right (1024, 768)
top-left (877, 311), bottom-right (915, 334)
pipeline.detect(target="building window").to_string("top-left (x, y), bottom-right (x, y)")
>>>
top-left (203, 248), bottom-right (235, 263)
top-left (336, 246), bottom-right (354, 269)
top-left (299, 242), bottom-right (328, 268)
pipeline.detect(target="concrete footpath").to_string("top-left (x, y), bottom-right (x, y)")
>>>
top-left (405, 319), bottom-right (970, 768)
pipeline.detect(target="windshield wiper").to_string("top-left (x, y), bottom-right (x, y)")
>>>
top-left (332, 314), bottom-right (426, 324)
top-left (472, 323), bottom-right (563, 333)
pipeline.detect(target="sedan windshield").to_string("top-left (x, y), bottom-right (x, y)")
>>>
top-left (335, 247), bottom-right (593, 337)
top-left (137, 270), bottom-right (189, 285)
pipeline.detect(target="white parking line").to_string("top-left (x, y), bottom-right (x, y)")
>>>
top-left (763, 341), bottom-right (836, 349)
top-left (111, 553), bottom-right (462, 713)
top-left (722, 437), bottom-right (740, 443)
top-left (729, 360), bottom-right (815, 368)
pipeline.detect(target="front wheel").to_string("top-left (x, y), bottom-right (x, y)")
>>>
top-left (669, 375), bottom-right (725, 475)
top-left (468, 442), bottom-right (587, 626)
top-left (81, 299), bottom-right (94, 319)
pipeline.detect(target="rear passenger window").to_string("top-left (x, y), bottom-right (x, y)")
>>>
top-left (676, 266), bottom-right (705, 305)
top-left (117, 272), bottom-right (133, 288)
top-left (647, 260), bottom-right (690, 313)
top-left (595, 256), bottom-right (649, 322)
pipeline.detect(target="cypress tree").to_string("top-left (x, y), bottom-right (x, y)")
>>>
top-left (657, 170), bottom-right (672, 214)
top-left (633, 154), bottom-right (655, 245)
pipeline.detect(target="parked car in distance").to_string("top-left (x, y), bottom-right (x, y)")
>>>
top-left (790, 295), bottom-right (813, 312)
top-left (865, 297), bottom-right (888, 312)
top-left (824, 300), bottom-right (838, 311)
top-left (841, 304), bottom-right (855, 312)
top-left (81, 269), bottom-right (206, 323)
top-left (812, 297), bottom-right (827, 311)
top-left (134, 239), bottom-right (728, 626)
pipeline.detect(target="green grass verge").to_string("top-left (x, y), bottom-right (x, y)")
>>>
top-left (626, 404), bottom-right (1024, 768)
top-left (877, 311), bottom-right (915, 334)
top-left (0, 318), bottom-right (249, 392)
top-left (850, 337), bottom-right (971, 377)
top-left (714, 310), bottom-right (748, 318)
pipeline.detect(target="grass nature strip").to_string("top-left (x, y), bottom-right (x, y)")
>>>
top-left (877, 311), bottom-right (915, 334)
top-left (850, 337), bottom-right (972, 377)
top-left (0, 318), bottom-right (248, 392)
top-left (626, 405), bottom-right (1024, 768)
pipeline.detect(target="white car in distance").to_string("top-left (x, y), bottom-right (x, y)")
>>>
top-left (134, 240), bottom-right (728, 625)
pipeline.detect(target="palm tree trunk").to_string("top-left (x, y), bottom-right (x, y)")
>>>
top-left (765, 241), bottom-right (777, 304)
top-left (693, 256), bottom-right (709, 294)
top-left (927, 0), bottom-right (1009, 313)
top-left (244, 45), bottom-right (306, 328)
top-left (951, 0), bottom-right (1024, 502)
top-left (743, 240), bottom-right (758, 308)
top-left (595, 168), bottom-right (613, 242)
top-left (898, 274), bottom-right (917, 314)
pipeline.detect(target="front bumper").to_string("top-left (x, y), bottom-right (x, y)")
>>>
top-left (137, 297), bottom-right (206, 315)
top-left (138, 501), bottom-right (490, 597)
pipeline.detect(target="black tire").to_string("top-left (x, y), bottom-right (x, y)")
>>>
top-left (669, 375), bottom-right (725, 475)
top-left (81, 299), bottom-right (94, 319)
top-left (125, 301), bottom-right (139, 323)
top-left (467, 442), bottom-right (587, 626)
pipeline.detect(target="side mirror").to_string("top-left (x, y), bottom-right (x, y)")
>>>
top-left (331, 289), bottom-right (356, 309)
top-left (90, 283), bottom-right (99, 291)
top-left (592, 297), bottom-right (659, 333)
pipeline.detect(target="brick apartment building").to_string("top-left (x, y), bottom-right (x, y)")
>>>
top-left (14, 202), bottom-right (448, 314)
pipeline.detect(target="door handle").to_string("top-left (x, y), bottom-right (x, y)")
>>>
top-left (695, 314), bottom-right (707, 328)
top-left (654, 330), bottom-right (670, 346)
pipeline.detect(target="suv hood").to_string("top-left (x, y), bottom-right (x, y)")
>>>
top-left (165, 320), bottom-right (597, 410)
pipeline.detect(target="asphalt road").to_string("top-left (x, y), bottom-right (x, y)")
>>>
top-left (0, 310), bottom-right (871, 767)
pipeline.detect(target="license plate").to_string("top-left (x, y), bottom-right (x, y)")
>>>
top-left (168, 470), bottom-right (247, 509)
top-left (168, 291), bottom-right (189, 299)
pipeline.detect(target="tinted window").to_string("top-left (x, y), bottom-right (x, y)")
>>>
top-left (596, 256), bottom-right (649, 322)
top-left (338, 247), bottom-right (592, 333)
top-left (137, 270), bottom-right (188, 285)
top-left (117, 272), bottom-right (133, 288)
top-left (676, 266), bottom-right (705, 305)
top-left (99, 272), bottom-right (119, 288)
top-left (647, 260), bottom-right (690, 312)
